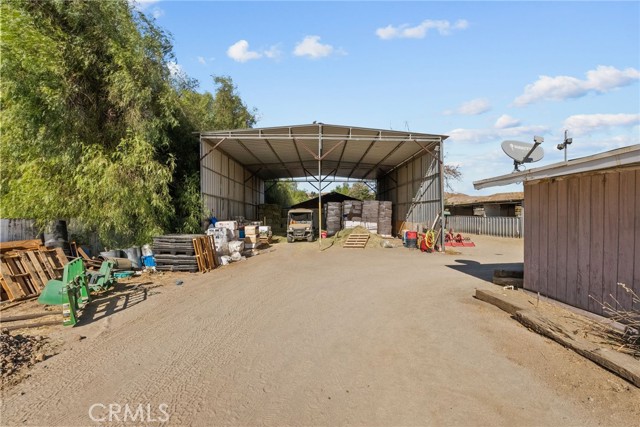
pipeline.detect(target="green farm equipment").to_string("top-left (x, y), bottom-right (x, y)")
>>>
top-left (38, 258), bottom-right (116, 326)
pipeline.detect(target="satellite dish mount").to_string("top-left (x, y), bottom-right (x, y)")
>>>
top-left (501, 136), bottom-right (545, 172)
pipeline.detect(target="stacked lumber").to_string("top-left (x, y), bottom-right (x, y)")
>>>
top-left (0, 240), bottom-right (68, 302)
top-left (326, 202), bottom-right (342, 236)
top-left (153, 234), bottom-right (217, 273)
top-left (362, 201), bottom-right (379, 233)
top-left (378, 201), bottom-right (392, 237)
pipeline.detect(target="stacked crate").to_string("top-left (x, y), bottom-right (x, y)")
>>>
top-left (243, 225), bottom-right (259, 249)
top-left (325, 202), bottom-right (342, 236)
top-left (362, 201), bottom-right (379, 233)
top-left (342, 200), bottom-right (363, 228)
top-left (152, 234), bottom-right (201, 272)
top-left (378, 201), bottom-right (393, 237)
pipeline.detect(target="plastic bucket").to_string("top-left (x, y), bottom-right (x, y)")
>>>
top-left (406, 238), bottom-right (417, 248)
top-left (406, 231), bottom-right (417, 240)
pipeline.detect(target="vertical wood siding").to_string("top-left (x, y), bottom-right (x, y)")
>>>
top-left (524, 168), bottom-right (640, 314)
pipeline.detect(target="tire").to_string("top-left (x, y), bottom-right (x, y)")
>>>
top-left (307, 234), bottom-right (315, 242)
top-left (287, 236), bottom-right (294, 243)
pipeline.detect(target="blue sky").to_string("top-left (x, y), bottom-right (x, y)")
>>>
top-left (135, 0), bottom-right (639, 195)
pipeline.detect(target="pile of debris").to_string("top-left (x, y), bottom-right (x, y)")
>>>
top-left (1, 330), bottom-right (47, 378)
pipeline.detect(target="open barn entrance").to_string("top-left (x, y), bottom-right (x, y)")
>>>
top-left (199, 123), bottom-right (448, 247)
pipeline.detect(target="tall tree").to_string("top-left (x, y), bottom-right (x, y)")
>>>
top-left (1, 0), bottom-right (177, 245)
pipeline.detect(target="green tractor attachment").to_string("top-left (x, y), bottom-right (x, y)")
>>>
top-left (38, 258), bottom-right (117, 326)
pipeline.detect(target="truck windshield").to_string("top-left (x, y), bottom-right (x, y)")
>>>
top-left (289, 213), bottom-right (312, 223)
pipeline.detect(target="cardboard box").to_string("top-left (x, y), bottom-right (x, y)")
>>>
top-left (244, 235), bottom-right (258, 244)
top-left (244, 225), bottom-right (259, 236)
top-left (215, 220), bottom-right (238, 230)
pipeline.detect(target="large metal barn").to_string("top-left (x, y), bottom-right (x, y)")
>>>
top-left (199, 123), bottom-right (448, 243)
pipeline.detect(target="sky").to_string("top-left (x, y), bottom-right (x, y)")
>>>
top-left (135, 0), bottom-right (639, 195)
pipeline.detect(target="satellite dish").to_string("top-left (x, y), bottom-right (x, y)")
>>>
top-left (502, 140), bottom-right (544, 163)
top-left (501, 136), bottom-right (545, 172)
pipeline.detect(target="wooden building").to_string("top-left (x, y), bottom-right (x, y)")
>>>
top-left (474, 145), bottom-right (640, 315)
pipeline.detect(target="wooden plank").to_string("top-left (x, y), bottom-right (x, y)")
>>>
top-left (617, 170), bottom-right (636, 311)
top-left (555, 178), bottom-right (569, 304)
top-left (634, 170), bottom-right (640, 300)
top-left (0, 239), bottom-right (42, 253)
top-left (34, 251), bottom-right (56, 280)
top-left (0, 272), bottom-right (16, 301)
top-left (475, 289), bottom-right (529, 315)
top-left (515, 309), bottom-right (640, 388)
top-left (25, 251), bottom-right (50, 289)
top-left (0, 257), bottom-right (32, 297)
top-left (192, 238), bottom-right (206, 272)
top-left (538, 181), bottom-right (549, 297)
top-left (566, 177), bottom-right (580, 308)
top-left (603, 172), bottom-right (620, 310)
top-left (576, 175), bottom-right (591, 311)
top-left (588, 174), bottom-right (605, 314)
top-left (547, 180), bottom-right (558, 300)
top-left (523, 184), bottom-right (534, 292)
top-left (18, 253), bottom-right (44, 293)
top-left (53, 247), bottom-right (68, 267)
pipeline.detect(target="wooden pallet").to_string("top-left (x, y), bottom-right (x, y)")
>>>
top-left (343, 233), bottom-right (370, 249)
top-left (0, 246), bottom-right (67, 302)
top-left (192, 235), bottom-right (218, 273)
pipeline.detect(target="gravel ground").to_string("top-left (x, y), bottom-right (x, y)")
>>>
top-left (1, 235), bottom-right (638, 426)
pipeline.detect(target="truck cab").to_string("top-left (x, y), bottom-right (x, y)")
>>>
top-left (287, 208), bottom-right (316, 243)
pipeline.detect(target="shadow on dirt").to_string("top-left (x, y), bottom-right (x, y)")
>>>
top-left (77, 281), bottom-right (161, 326)
top-left (447, 259), bottom-right (524, 284)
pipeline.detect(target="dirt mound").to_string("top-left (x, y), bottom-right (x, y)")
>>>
top-left (1, 330), bottom-right (47, 379)
top-left (330, 226), bottom-right (402, 249)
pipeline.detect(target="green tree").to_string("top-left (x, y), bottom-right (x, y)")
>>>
top-left (334, 182), bottom-right (375, 200)
top-left (0, 0), bottom-right (177, 245)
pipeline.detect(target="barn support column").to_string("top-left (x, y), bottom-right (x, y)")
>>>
top-left (439, 137), bottom-right (445, 251)
top-left (318, 123), bottom-right (323, 248)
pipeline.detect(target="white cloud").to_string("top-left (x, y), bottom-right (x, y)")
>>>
top-left (444, 98), bottom-right (491, 116)
top-left (197, 56), bottom-right (207, 65)
top-left (293, 36), bottom-right (335, 59)
top-left (563, 113), bottom-right (640, 135)
top-left (494, 114), bottom-right (522, 129)
top-left (129, 1), bottom-right (164, 19)
top-left (264, 44), bottom-right (283, 60)
top-left (448, 125), bottom-right (550, 144)
top-left (167, 61), bottom-right (186, 79)
top-left (376, 19), bottom-right (468, 40)
top-left (129, 0), bottom-right (160, 10)
top-left (227, 40), bottom-right (262, 62)
top-left (151, 8), bottom-right (164, 19)
top-left (513, 65), bottom-right (640, 106)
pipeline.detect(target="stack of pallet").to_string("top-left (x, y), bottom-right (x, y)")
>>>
top-left (378, 201), bottom-right (392, 237)
top-left (152, 234), bottom-right (201, 273)
top-left (326, 202), bottom-right (342, 236)
top-left (0, 239), bottom-right (68, 302)
top-left (362, 201), bottom-right (379, 233)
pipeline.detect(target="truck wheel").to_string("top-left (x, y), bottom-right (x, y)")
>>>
top-left (307, 234), bottom-right (315, 242)
top-left (287, 236), bottom-right (294, 243)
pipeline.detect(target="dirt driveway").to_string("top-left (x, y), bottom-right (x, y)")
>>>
top-left (1, 235), bottom-right (639, 426)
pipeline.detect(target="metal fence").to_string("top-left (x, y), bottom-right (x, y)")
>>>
top-left (0, 219), bottom-right (38, 242)
top-left (445, 215), bottom-right (523, 238)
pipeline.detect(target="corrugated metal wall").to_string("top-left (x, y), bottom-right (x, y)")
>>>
top-left (0, 219), bottom-right (38, 242)
top-left (200, 140), bottom-right (265, 221)
top-left (446, 215), bottom-right (523, 238)
top-left (524, 167), bottom-right (640, 315)
top-left (377, 149), bottom-right (441, 235)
